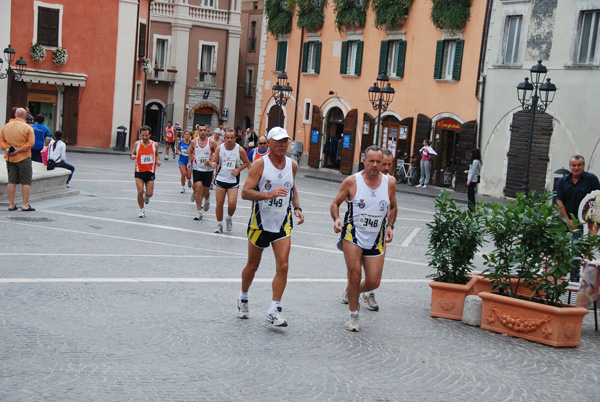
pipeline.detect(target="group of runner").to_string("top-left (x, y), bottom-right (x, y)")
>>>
top-left (132, 124), bottom-right (397, 332)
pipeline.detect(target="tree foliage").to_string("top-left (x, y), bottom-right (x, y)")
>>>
top-left (430, 0), bottom-right (471, 32)
top-left (265, 0), bottom-right (296, 37)
top-left (297, 0), bottom-right (325, 31)
top-left (332, 0), bottom-right (369, 33)
top-left (372, 0), bottom-right (413, 30)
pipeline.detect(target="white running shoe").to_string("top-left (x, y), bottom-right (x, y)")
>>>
top-left (416, 184), bottom-right (423, 188)
top-left (144, 195), bottom-right (150, 205)
top-left (266, 307), bottom-right (287, 327)
top-left (187, 179), bottom-right (192, 188)
top-left (164, 156), bottom-right (169, 160)
top-left (345, 314), bottom-right (359, 332)
top-left (180, 187), bottom-right (185, 193)
top-left (340, 288), bottom-right (348, 304)
top-left (203, 198), bottom-right (210, 212)
top-left (190, 192), bottom-right (195, 202)
top-left (138, 209), bottom-right (145, 218)
top-left (226, 217), bottom-right (232, 231)
top-left (194, 210), bottom-right (203, 221)
top-left (423, 185), bottom-right (427, 189)
top-left (237, 299), bottom-right (249, 319)
top-left (361, 292), bottom-right (379, 311)
top-left (214, 223), bottom-right (223, 233)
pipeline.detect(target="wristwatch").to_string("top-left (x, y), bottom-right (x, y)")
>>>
top-left (388, 223), bottom-right (395, 229)
top-left (294, 207), bottom-right (302, 212)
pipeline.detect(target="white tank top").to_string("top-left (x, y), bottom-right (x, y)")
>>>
top-left (254, 156), bottom-right (294, 233)
top-left (216, 143), bottom-right (242, 183)
top-left (341, 173), bottom-right (390, 249)
top-left (193, 138), bottom-right (212, 172)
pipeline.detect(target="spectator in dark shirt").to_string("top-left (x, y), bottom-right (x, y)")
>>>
top-left (31, 114), bottom-right (52, 163)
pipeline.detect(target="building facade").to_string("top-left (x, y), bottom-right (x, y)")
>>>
top-left (145, 0), bottom-right (241, 139)
top-left (256, 0), bottom-right (487, 191)
top-left (2, 0), bottom-right (150, 149)
top-left (479, 0), bottom-right (600, 198)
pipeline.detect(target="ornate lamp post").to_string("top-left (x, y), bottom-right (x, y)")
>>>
top-left (0, 44), bottom-right (28, 123)
top-left (368, 72), bottom-right (395, 147)
top-left (271, 71), bottom-right (292, 127)
top-left (516, 60), bottom-right (557, 194)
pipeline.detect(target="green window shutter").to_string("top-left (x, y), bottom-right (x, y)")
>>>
top-left (276, 41), bottom-right (287, 72)
top-left (301, 42), bottom-right (309, 73)
top-left (314, 42), bottom-right (322, 74)
top-left (378, 41), bottom-right (389, 74)
top-left (340, 41), bottom-right (348, 74)
top-left (354, 41), bottom-right (364, 76)
top-left (396, 40), bottom-right (407, 78)
top-left (433, 40), bottom-right (444, 80)
top-left (452, 39), bottom-right (464, 81)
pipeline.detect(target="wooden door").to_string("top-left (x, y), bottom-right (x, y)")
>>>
top-left (340, 109), bottom-right (357, 175)
top-left (359, 113), bottom-right (374, 170)
top-left (308, 105), bottom-right (322, 168)
top-left (9, 81), bottom-right (28, 113)
top-left (62, 86), bottom-right (79, 144)
top-left (267, 105), bottom-right (283, 132)
top-left (454, 120), bottom-right (477, 193)
top-left (504, 112), bottom-right (552, 198)
top-left (413, 113), bottom-right (432, 157)
top-left (396, 117), bottom-right (413, 160)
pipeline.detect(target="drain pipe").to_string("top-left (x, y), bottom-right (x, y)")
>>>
top-left (291, 28), bottom-right (304, 141)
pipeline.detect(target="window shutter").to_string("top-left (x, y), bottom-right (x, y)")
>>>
top-left (354, 41), bottom-right (364, 76)
top-left (340, 41), bottom-right (348, 74)
top-left (452, 39), bottom-right (464, 81)
top-left (301, 42), bottom-right (309, 73)
top-left (276, 41), bottom-right (287, 72)
top-left (314, 42), bottom-right (322, 74)
top-left (38, 7), bottom-right (60, 46)
top-left (49, 8), bottom-right (59, 46)
top-left (396, 40), bottom-right (407, 78)
top-left (378, 41), bottom-right (389, 74)
top-left (138, 23), bottom-right (147, 58)
top-left (433, 40), bottom-right (444, 79)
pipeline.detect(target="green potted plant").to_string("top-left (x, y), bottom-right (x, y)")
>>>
top-left (427, 190), bottom-right (485, 320)
top-left (430, 0), bottom-right (471, 33)
top-left (297, 0), bottom-right (325, 31)
top-left (52, 47), bottom-right (68, 66)
top-left (265, 0), bottom-right (295, 37)
top-left (332, 0), bottom-right (369, 32)
top-left (372, 0), bottom-right (412, 30)
top-left (30, 43), bottom-right (46, 62)
top-left (480, 191), bottom-right (592, 347)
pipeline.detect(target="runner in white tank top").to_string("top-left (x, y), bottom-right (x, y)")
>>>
top-left (237, 127), bottom-right (305, 328)
top-left (210, 129), bottom-right (250, 233)
top-left (186, 125), bottom-right (217, 220)
top-left (331, 145), bottom-right (397, 332)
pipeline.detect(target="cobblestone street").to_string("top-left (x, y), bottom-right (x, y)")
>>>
top-left (1, 152), bottom-right (598, 401)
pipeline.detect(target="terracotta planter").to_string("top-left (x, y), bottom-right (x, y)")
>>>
top-left (429, 276), bottom-right (476, 320)
top-left (470, 274), bottom-right (538, 297)
top-left (479, 291), bottom-right (589, 347)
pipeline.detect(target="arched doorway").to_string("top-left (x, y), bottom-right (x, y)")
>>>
top-left (323, 107), bottom-right (344, 169)
top-left (144, 102), bottom-right (164, 142)
top-left (267, 105), bottom-right (284, 132)
top-left (431, 118), bottom-right (462, 187)
top-left (243, 115), bottom-right (252, 131)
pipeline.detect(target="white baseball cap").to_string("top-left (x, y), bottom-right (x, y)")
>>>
top-left (267, 127), bottom-right (291, 141)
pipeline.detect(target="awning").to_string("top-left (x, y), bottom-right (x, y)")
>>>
top-left (21, 68), bottom-right (87, 87)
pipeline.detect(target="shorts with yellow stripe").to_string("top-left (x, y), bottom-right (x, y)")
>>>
top-left (336, 209), bottom-right (386, 257)
top-left (247, 202), bottom-right (293, 249)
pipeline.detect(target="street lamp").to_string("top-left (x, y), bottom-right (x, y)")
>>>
top-left (271, 71), bottom-right (292, 127)
top-left (0, 44), bottom-right (28, 123)
top-left (368, 72), bottom-right (395, 147)
top-left (516, 60), bottom-right (557, 194)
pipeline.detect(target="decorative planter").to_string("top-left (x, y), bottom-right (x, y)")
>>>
top-left (429, 276), bottom-right (476, 320)
top-left (479, 291), bottom-right (588, 347)
top-left (470, 274), bottom-right (538, 297)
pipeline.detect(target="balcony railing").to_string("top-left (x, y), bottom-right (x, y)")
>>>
top-left (151, 2), bottom-right (229, 25)
top-left (198, 70), bottom-right (217, 86)
top-left (152, 66), bottom-right (178, 82)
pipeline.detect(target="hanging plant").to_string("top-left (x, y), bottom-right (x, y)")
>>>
top-left (372, 0), bottom-right (413, 30)
top-left (430, 0), bottom-right (471, 32)
top-left (30, 43), bottom-right (46, 62)
top-left (52, 47), bottom-right (68, 66)
top-left (333, 0), bottom-right (369, 32)
top-left (140, 57), bottom-right (152, 74)
top-left (297, 0), bottom-right (325, 31)
top-left (265, 0), bottom-right (295, 37)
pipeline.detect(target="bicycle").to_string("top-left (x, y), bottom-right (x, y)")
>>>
top-left (393, 154), bottom-right (419, 186)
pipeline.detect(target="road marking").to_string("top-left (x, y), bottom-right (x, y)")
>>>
top-left (401, 227), bottom-right (421, 247)
top-left (0, 253), bottom-right (244, 258)
top-left (0, 277), bottom-right (430, 284)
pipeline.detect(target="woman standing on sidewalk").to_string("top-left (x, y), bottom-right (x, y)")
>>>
top-left (48, 131), bottom-right (75, 188)
top-left (466, 148), bottom-right (482, 212)
top-left (417, 139), bottom-right (437, 188)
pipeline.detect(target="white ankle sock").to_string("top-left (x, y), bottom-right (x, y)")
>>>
top-left (270, 301), bottom-right (281, 311)
top-left (239, 291), bottom-right (248, 301)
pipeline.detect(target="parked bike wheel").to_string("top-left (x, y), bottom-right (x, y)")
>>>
top-left (393, 167), bottom-right (405, 183)
top-left (407, 168), bottom-right (419, 186)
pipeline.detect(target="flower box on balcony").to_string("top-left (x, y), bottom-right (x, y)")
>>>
top-left (154, 68), bottom-right (165, 72)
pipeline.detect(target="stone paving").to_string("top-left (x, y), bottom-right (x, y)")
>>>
top-left (0, 151), bottom-right (598, 401)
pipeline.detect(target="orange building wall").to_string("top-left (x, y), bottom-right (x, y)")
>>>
top-left (259, 0), bottom-right (485, 162)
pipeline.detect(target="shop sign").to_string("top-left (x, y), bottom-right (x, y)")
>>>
top-left (311, 130), bottom-right (319, 143)
top-left (435, 118), bottom-right (461, 131)
top-left (29, 92), bottom-right (57, 103)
